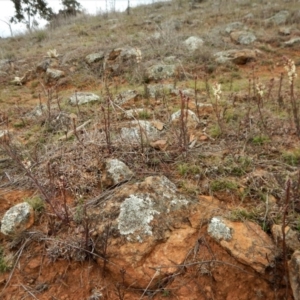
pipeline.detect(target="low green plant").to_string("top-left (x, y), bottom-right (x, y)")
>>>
top-left (282, 149), bottom-right (300, 166)
top-left (138, 110), bottom-right (151, 120)
top-left (177, 163), bottom-right (201, 177)
top-left (251, 135), bottom-right (270, 145)
top-left (209, 125), bottom-right (222, 138)
top-left (210, 179), bottom-right (238, 192)
top-left (0, 248), bottom-right (10, 273)
top-left (25, 196), bottom-right (45, 212)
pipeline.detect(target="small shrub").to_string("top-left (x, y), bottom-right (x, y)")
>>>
top-left (25, 196), bottom-right (45, 212)
top-left (210, 179), bottom-right (238, 192)
top-left (282, 149), bottom-right (300, 166)
top-left (251, 135), bottom-right (270, 145)
top-left (0, 248), bottom-right (10, 273)
top-left (33, 30), bottom-right (48, 42)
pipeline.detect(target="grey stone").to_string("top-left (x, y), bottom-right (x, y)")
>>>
top-left (265, 10), bottom-right (289, 25)
top-left (69, 92), bottom-right (101, 105)
top-left (146, 64), bottom-right (176, 81)
top-left (184, 36), bottom-right (204, 51)
top-left (103, 159), bottom-right (134, 186)
top-left (46, 68), bottom-right (65, 80)
top-left (214, 49), bottom-right (258, 65)
top-left (85, 52), bottom-right (105, 64)
top-left (225, 22), bottom-right (244, 34)
top-left (1, 202), bottom-right (34, 235)
top-left (114, 90), bottom-right (139, 105)
top-left (171, 109), bottom-right (200, 123)
top-left (119, 120), bottom-right (160, 143)
top-left (208, 217), bottom-right (232, 241)
top-left (230, 31), bottom-right (257, 45)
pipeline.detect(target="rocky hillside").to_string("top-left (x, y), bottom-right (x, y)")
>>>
top-left (0, 0), bottom-right (300, 299)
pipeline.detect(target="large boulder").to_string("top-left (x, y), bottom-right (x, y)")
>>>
top-left (88, 176), bottom-right (215, 288)
top-left (208, 216), bottom-right (276, 273)
top-left (1, 202), bottom-right (35, 236)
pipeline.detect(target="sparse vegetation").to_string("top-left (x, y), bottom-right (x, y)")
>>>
top-left (0, 0), bottom-right (299, 299)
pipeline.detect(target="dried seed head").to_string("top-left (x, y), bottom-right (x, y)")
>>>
top-left (284, 57), bottom-right (297, 85)
top-left (212, 82), bottom-right (222, 101)
top-left (135, 48), bottom-right (142, 64)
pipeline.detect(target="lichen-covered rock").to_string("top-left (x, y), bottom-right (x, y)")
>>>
top-left (207, 216), bottom-right (276, 273)
top-left (114, 90), bottom-right (140, 106)
top-left (171, 109), bottom-right (199, 128)
top-left (69, 92), bottom-right (101, 105)
top-left (101, 159), bottom-right (133, 187)
top-left (265, 10), bottom-right (289, 25)
top-left (289, 250), bottom-right (300, 300)
top-left (230, 31), bottom-right (257, 45)
top-left (85, 52), bottom-right (105, 64)
top-left (184, 36), bottom-right (204, 51)
top-left (1, 202), bottom-right (34, 235)
top-left (146, 64), bottom-right (176, 81)
top-left (119, 120), bottom-right (160, 144)
top-left (225, 22), bottom-right (244, 34)
top-left (89, 175), bottom-right (197, 288)
top-left (46, 68), bottom-right (65, 81)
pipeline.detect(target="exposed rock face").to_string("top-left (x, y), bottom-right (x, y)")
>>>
top-left (214, 49), bottom-right (258, 65)
top-left (69, 92), bottom-right (101, 105)
top-left (289, 250), bottom-right (300, 300)
top-left (184, 36), bottom-right (204, 51)
top-left (207, 216), bottom-right (276, 273)
top-left (101, 159), bottom-right (133, 187)
top-left (146, 64), bottom-right (176, 81)
top-left (1, 202), bottom-right (34, 235)
top-left (89, 175), bottom-right (199, 287)
top-left (271, 225), bottom-right (300, 252)
top-left (265, 10), bottom-right (289, 25)
top-left (87, 176), bottom-right (226, 289)
top-left (230, 31), bottom-right (257, 45)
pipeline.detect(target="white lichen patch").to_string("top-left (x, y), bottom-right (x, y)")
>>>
top-left (118, 194), bottom-right (160, 239)
top-left (208, 217), bottom-right (232, 241)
